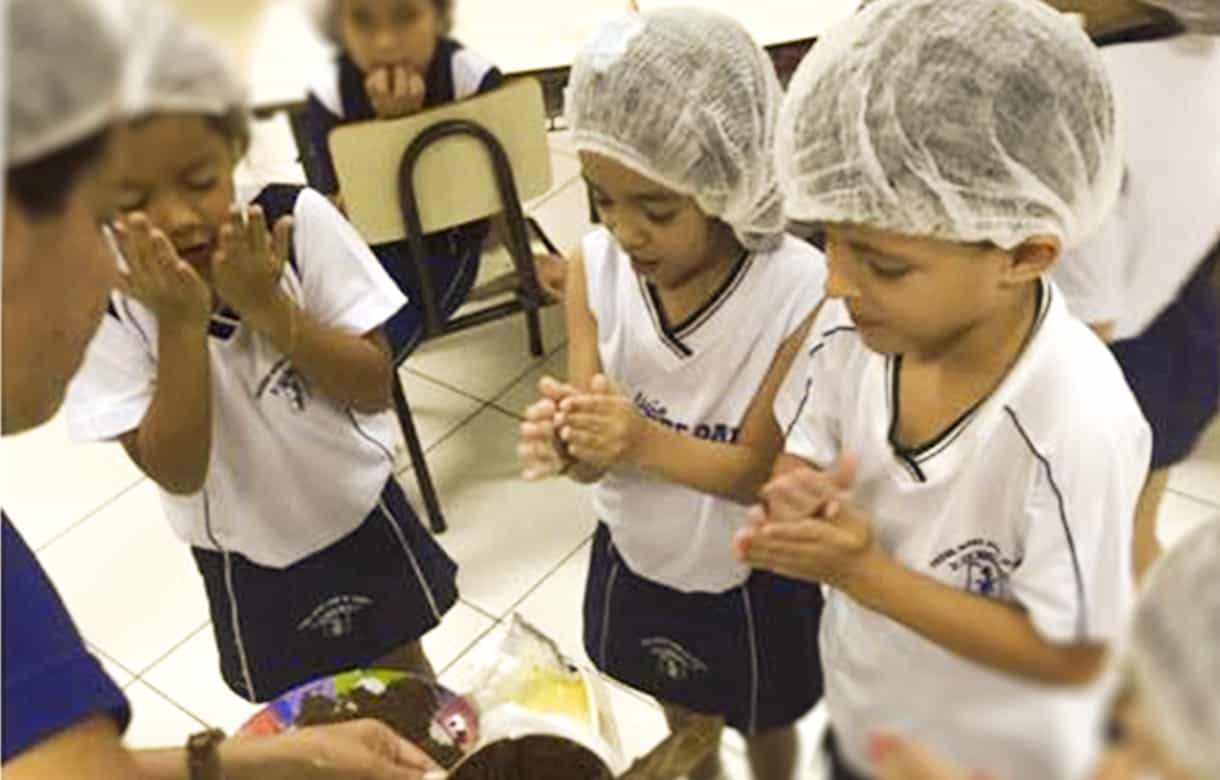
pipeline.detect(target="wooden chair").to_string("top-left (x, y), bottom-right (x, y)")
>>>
top-left (328, 77), bottom-right (557, 533)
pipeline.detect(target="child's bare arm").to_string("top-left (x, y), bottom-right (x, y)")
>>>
top-left (111, 216), bottom-right (214, 495)
top-left (558, 311), bottom-right (818, 504)
top-left (565, 248), bottom-right (602, 391)
top-left (212, 207), bottom-right (394, 415)
top-left (561, 249), bottom-right (610, 484)
top-left (744, 489), bottom-right (1109, 686)
top-left (845, 548), bottom-right (1108, 685)
top-left (244, 293), bottom-right (395, 415)
top-left (121, 321), bottom-right (213, 495)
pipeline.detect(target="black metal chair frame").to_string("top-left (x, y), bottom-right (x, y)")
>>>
top-left (389, 118), bottom-right (551, 534)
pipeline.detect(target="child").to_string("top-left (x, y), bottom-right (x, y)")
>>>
top-left (735, 1), bottom-right (1151, 778)
top-left (305, 0), bottom-right (562, 356)
top-left (64, 4), bottom-right (457, 703)
top-left (518, 10), bottom-right (826, 780)
top-left (1049, 10), bottom-right (1220, 579)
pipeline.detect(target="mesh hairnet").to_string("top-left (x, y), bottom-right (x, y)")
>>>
top-left (5, 0), bottom-right (122, 167)
top-left (1129, 522), bottom-right (1220, 780)
top-left (121, 1), bottom-right (246, 119)
top-left (1142, 0), bottom-right (1220, 33)
top-left (776, 0), bottom-right (1122, 250)
top-left (565, 8), bottom-right (786, 251)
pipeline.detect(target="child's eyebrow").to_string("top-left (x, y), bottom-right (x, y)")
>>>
top-left (582, 176), bottom-right (680, 205)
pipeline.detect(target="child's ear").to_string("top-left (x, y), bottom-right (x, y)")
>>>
top-left (1005, 234), bottom-right (1060, 284)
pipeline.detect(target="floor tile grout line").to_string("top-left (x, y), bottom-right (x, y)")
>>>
top-left (130, 675), bottom-right (212, 731)
top-left (459, 598), bottom-right (500, 624)
top-left (1166, 486), bottom-right (1220, 511)
top-left (133, 620), bottom-right (211, 681)
top-left (438, 620), bottom-right (502, 678)
top-left (498, 530), bottom-right (595, 621)
top-left (87, 642), bottom-right (141, 684)
top-left (400, 366), bottom-right (490, 407)
top-left (34, 477), bottom-right (146, 554)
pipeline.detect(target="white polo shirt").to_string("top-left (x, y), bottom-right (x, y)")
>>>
top-left (586, 227), bottom-right (827, 593)
top-left (64, 187), bottom-right (407, 568)
top-left (1054, 35), bottom-right (1220, 339)
top-left (776, 281), bottom-right (1151, 779)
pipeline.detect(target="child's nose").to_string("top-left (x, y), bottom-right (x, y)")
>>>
top-left (824, 256), bottom-right (861, 300)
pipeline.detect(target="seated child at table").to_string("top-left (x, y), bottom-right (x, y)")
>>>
top-left (306, 0), bottom-right (564, 356)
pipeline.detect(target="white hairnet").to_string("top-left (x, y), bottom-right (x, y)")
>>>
top-left (1142, 0), bottom-right (1220, 33)
top-left (121, 0), bottom-right (246, 119)
top-left (1130, 522), bottom-right (1220, 779)
top-left (5, 0), bottom-right (122, 167)
top-left (776, 0), bottom-right (1122, 251)
top-left (565, 8), bottom-right (786, 251)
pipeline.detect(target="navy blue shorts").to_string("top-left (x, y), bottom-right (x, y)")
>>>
top-left (193, 478), bottom-right (458, 702)
top-left (376, 235), bottom-right (483, 361)
top-left (583, 524), bottom-right (823, 734)
top-left (1112, 247), bottom-right (1219, 469)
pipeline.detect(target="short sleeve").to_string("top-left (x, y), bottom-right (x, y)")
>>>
top-left (292, 189), bottom-right (408, 335)
top-left (2, 516), bottom-right (130, 761)
top-left (777, 302), bottom-right (852, 468)
top-left (1009, 403), bottom-right (1151, 644)
top-left (1054, 207), bottom-right (1127, 327)
top-left (63, 299), bottom-right (157, 443)
top-left (451, 47), bottom-right (501, 100)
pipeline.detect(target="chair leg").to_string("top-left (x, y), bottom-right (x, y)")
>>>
top-left (392, 373), bottom-right (447, 534)
top-left (526, 307), bottom-right (544, 357)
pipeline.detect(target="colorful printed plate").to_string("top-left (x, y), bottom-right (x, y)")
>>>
top-left (237, 668), bottom-right (479, 754)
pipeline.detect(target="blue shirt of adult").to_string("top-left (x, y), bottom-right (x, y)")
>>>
top-left (2, 513), bottom-right (130, 762)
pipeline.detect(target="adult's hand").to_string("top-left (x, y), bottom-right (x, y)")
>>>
top-left (220, 720), bottom-right (440, 780)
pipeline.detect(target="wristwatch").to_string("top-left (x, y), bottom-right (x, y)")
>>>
top-left (187, 728), bottom-right (227, 780)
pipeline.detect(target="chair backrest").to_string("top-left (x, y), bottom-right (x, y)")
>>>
top-left (329, 77), bottom-right (553, 245)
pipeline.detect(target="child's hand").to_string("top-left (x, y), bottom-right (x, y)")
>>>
top-left (114, 214), bottom-right (212, 330)
top-left (517, 376), bottom-right (579, 480)
top-left (212, 205), bottom-right (293, 320)
top-left (867, 731), bottom-right (993, 780)
top-left (532, 253), bottom-right (567, 302)
top-left (555, 374), bottom-right (646, 470)
top-left (366, 65), bottom-right (426, 119)
top-left (754, 453), bottom-right (858, 527)
top-left (735, 496), bottom-right (877, 589)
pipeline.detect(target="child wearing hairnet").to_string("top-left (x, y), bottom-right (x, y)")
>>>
top-left (1047, 0), bottom-right (1220, 582)
top-left (734, 0), bottom-right (1152, 778)
top-left (518, 10), bottom-right (827, 780)
top-left (304, 0), bottom-right (563, 358)
top-left (63, 3), bottom-right (458, 703)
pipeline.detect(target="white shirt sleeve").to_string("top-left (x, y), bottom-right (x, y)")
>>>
top-left (451, 48), bottom-right (497, 100)
top-left (292, 188), bottom-right (408, 335)
top-left (1009, 403), bottom-right (1151, 644)
top-left (776, 301), bottom-right (851, 469)
top-left (63, 297), bottom-right (158, 443)
top-left (1054, 204), bottom-right (1127, 327)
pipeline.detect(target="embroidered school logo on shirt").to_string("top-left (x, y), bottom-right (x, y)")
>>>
top-left (632, 393), bottom-right (741, 443)
top-left (255, 358), bottom-right (312, 412)
top-left (641, 637), bottom-right (710, 681)
top-left (930, 539), bottom-right (1020, 599)
top-left (297, 595), bottom-right (373, 638)
top-left (271, 366), bottom-right (310, 412)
